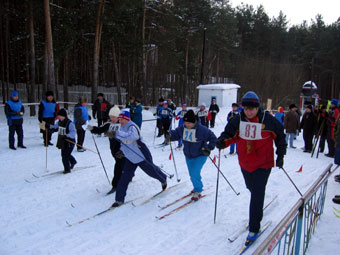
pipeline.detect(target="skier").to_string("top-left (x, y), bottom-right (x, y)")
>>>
top-left (74, 96), bottom-right (90, 152)
top-left (316, 105), bottom-right (328, 153)
top-left (170, 110), bottom-right (217, 200)
top-left (216, 91), bottom-right (286, 244)
top-left (274, 106), bottom-right (284, 126)
top-left (325, 99), bottom-right (340, 158)
top-left (332, 117), bottom-right (340, 204)
top-left (209, 98), bottom-right (220, 128)
top-left (227, 103), bottom-right (240, 154)
top-left (38, 91), bottom-right (58, 146)
top-left (154, 98), bottom-right (164, 137)
top-left (300, 105), bottom-right (317, 153)
top-left (109, 109), bottom-right (167, 207)
top-left (197, 103), bottom-right (211, 128)
top-left (5, 91), bottom-right (26, 150)
top-left (88, 106), bottom-right (124, 195)
top-left (131, 98), bottom-right (143, 129)
top-left (47, 108), bottom-right (77, 174)
top-left (92, 93), bottom-right (111, 135)
top-left (160, 101), bottom-right (173, 144)
top-left (175, 104), bottom-right (188, 148)
top-left (283, 104), bottom-right (300, 148)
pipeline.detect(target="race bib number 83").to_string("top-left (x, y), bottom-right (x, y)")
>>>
top-left (239, 121), bottom-right (262, 140)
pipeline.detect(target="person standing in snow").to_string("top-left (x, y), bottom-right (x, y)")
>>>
top-left (159, 101), bottom-right (173, 144)
top-left (92, 93), bottom-right (111, 134)
top-left (175, 104), bottom-right (188, 148)
top-left (209, 98), bottom-right (220, 128)
top-left (87, 106), bottom-right (124, 195)
top-left (131, 98), bottom-right (143, 129)
top-left (227, 103), bottom-right (240, 154)
top-left (274, 107), bottom-right (284, 126)
top-left (332, 117), bottom-right (340, 204)
top-left (46, 109), bottom-right (77, 174)
top-left (197, 103), bottom-right (211, 128)
top-left (5, 91), bottom-right (26, 150)
top-left (170, 110), bottom-right (217, 200)
top-left (316, 105), bottom-right (328, 153)
top-left (284, 104), bottom-right (300, 148)
top-left (74, 96), bottom-right (90, 152)
top-left (216, 91), bottom-right (286, 244)
top-left (300, 105), bottom-right (317, 153)
top-left (109, 110), bottom-right (168, 207)
top-left (154, 98), bottom-right (164, 137)
top-left (325, 99), bottom-right (340, 158)
top-left (38, 91), bottom-right (58, 146)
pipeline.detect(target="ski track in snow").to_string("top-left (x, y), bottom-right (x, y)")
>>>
top-left (0, 108), bottom-right (339, 255)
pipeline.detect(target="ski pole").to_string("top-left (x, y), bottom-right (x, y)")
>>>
top-left (45, 128), bottom-right (48, 169)
top-left (91, 133), bottom-right (111, 184)
top-left (169, 134), bottom-right (181, 182)
top-left (112, 137), bottom-right (174, 179)
top-left (214, 150), bottom-right (221, 224)
top-left (281, 167), bottom-right (303, 196)
top-left (208, 155), bottom-right (240, 196)
top-left (153, 125), bottom-right (157, 145)
top-left (65, 139), bottom-right (98, 155)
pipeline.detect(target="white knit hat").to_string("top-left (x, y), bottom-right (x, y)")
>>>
top-left (109, 106), bottom-right (121, 117)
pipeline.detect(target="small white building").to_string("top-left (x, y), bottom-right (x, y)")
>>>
top-left (196, 83), bottom-right (241, 108)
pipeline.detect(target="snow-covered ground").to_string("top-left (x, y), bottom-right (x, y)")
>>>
top-left (0, 107), bottom-right (339, 255)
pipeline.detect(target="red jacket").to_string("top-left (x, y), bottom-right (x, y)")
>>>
top-left (217, 109), bottom-right (286, 172)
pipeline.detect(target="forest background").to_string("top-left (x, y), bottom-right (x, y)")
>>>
top-left (1, 0), bottom-right (339, 112)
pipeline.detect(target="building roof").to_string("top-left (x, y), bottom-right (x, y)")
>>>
top-left (196, 83), bottom-right (241, 90)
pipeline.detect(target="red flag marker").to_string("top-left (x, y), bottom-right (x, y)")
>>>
top-left (296, 165), bottom-right (303, 173)
top-left (169, 153), bottom-right (172, 160)
top-left (213, 155), bottom-right (216, 164)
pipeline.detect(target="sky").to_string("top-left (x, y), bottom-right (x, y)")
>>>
top-left (230, 0), bottom-right (340, 26)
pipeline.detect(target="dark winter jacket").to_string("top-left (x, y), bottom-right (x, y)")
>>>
top-left (284, 110), bottom-right (300, 133)
top-left (131, 103), bottom-right (143, 128)
top-left (92, 98), bottom-right (111, 120)
top-left (217, 109), bottom-right (286, 172)
top-left (209, 103), bottom-right (220, 114)
top-left (38, 99), bottom-right (57, 124)
top-left (170, 122), bottom-right (217, 158)
top-left (316, 111), bottom-right (328, 137)
top-left (74, 103), bottom-right (89, 129)
top-left (300, 112), bottom-right (317, 134)
top-left (91, 121), bottom-right (123, 158)
top-left (49, 118), bottom-right (76, 149)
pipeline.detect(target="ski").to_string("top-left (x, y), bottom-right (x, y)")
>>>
top-left (333, 207), bottom-right (340, 214)
top-left (133, 182), bottom-right (184, 206)
top-left (156, 193), bottom-right (209, 220)
top-left (158, 192), bottom-right (192, 210)
top-left (228, 195), bottom-right (278, 242)
top-left (233, 221), bottom-right (272, 255)
top-left (333, 211), bottom-right (340, 218)
top-left (66, 196), bottom-right (143, 227)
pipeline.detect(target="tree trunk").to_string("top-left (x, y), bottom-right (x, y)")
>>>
top-left (5, 2), bottom-right (10, 101)
top-left (44, 0), bottom-right (56, 96)
top-left (184, 39), bottom-right (189, 103)
top-left (112, 41), bottom-right (122, 105)
top-left (92, 0), bottom-right (105, 103)
top-left (63, 52), bottom-right (69, 109)
top-left (28, 0), bottom-right (36, 115)
top-left (0, 5), bottom-right (6, 103)
top-left (141, 6), bottom-right (148, 102)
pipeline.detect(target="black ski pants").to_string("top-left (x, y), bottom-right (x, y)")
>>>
top-left (112, 156), bottom-right (125, 188)
top-left (303, 130), bottom-right (314, 151)
top-left (76, 128), bottom-right (85, 149)
top-left (241, 168), bottom-right (271, 233)
top-left (9, 123), bottom-right (24, 147)
top-left (61, 142), bottom-right (77, 172)
top-left (210, 113), bottom-right (216, 127)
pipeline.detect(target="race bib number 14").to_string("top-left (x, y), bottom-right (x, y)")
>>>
top-left (183, 128), bottom-right (197, 142)
top-left (239, 121), bottom-right (263, 140)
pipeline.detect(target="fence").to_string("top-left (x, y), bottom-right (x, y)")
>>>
top-left (254, 163), bottom-right (338, 255)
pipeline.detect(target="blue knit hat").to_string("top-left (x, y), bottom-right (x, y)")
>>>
top-left (331, 99), bottom-right (339, 106)
top-left (242, 91), bottom-right (260, 107)
top-left (119, 109), bottom-right (131, 120)
top-left (11, 91), bottom-right (19, 97)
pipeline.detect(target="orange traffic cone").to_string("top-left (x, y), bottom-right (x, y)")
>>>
top-left (296, 165), bottom-right (303, 173)
top-left (213, 155), bottom-right (216, 164)
top-left (169, 153), bottom-right (172, 160)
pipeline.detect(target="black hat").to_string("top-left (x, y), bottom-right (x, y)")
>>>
top-left (241, 91), bottom-right (260, 108)
top-left (321, 105), bottom-right (327, 110)
top-left (183, 110), bottom-right (196, 123)
top-left (159, 97), bottom-right (164, 102)
top-left (135, 98), bottom-right (141, 103)
top-left (97, 93), bottom-right (104, 97)
top-left (232, 103), bottom-right (239, 108)
top-left (46, 91), bottom-right (54, 97)
top-left (57, 108), bottom-right (67, 117)
top-left (289, 104), bottom-right (297, 109)
top-left (306, 105), bottom-right (313, 110)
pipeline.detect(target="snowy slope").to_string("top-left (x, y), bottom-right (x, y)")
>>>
top-left (0, 108), bottom-right (339, 255)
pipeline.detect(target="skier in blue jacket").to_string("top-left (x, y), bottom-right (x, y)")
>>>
top-left (131, 99), bottom-right (143, 128)
top-left (170, 110), bottom-right (217, 200)
top-left (175, 104), bottom-right (188, 148)
top-left (5, 91), bottom-right (26, 150)
top-left (109, 110), bottom-right (167, 207)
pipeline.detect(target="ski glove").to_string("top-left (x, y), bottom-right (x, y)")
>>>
top-left (216, 139), bottom-right (226, 150)
top-left (201, 147), bottom-right (211, 156)
top-left (107, 130), bottom-right (116, 139)
top-left (276, 155), bottom-right (284, 169)
top-left (115, 150), bottom-right (124, 159)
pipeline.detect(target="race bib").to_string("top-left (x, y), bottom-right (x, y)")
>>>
top-left (198, 111), bottom-right (207, 117)
top-left (180, 111), bottom-right (186, 117)
top-left (109, 123), bottom-right (120, 132)
top-left (183, 128), bottom-right (197, 142)
top-left (58, 126), bottom-right (66, 136)
top-left (239, 121), bottom-right (263, 140)
top-left (162, 110), bottom-right (168, 115)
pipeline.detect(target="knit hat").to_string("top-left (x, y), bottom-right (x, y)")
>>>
top-left (119, 109), bottom-right (131, 120)
top-left (306, 105), bottom-right (313, 110)
top-left (289, 104), bottom-right (297, 109)
top-left (278, 106), bottom-right (284, 113)
top-left (135, 98), bottom-right (141, 103)
top-left (200, 102), bottom-right (206, 108)
top-left (241, 91), bottom-right (260, 108)
top-left (159, 97), bottom-right (164, 103)
top-left (232, 103), bottom-right (239, 108)
top-left (331, 99), bottom-right (339, 106)
top-left (183, 110), bottom-right (196, 123)
top-left (46, 91), bottom-right (54, 97)
top-left (163, 101), bottom-right (168, 105)
top-left (57, 108), bottom-right (67, 117)
top-left (182, 104), bottom-right (187, 107)
top-left (109, 106), bottom-right (121, 117)
top-left (11, 91), bottom-right (18, 97)
top-left (97, 93), bottom-right (104, 97)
